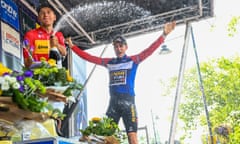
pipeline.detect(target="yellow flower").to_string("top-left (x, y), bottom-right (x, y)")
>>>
top-left (40, 57), bottom-right (46, 61)
top-left (47, 110), bottom-right (53, 116)
top-left (91, 117), bottom-right (101, 123)
top-left (48, 59), bottom-right (57, 67)
top-left (66, 70), bottom-right (73, 82)
top-left (0, 63), bottom-right (12, 76)
top-left (52, 113), bottom-right (58, 119)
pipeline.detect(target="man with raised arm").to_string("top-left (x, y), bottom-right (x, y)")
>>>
top-left (67, 21), bottom-right (176, 144)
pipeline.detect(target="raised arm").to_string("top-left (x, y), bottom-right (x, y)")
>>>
top-left (66, 37), bottom-right (109, 65)
top-left (131, 21), bottom-right (176, 63)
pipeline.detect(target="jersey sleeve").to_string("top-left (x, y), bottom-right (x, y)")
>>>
top-left (131, 35), bottom-right (165, 63)
top-left (71, 45), bottom-right (110, 65)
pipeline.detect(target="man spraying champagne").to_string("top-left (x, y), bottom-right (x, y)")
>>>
top-left (23, 3), bottom-right (66, 68)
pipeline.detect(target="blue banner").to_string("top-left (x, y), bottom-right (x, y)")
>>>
top-left (0, 0), bottom-right (19, 31)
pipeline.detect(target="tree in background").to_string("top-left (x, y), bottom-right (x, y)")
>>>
top-left (228, 16), bottom-right (240, 37)
top-left (163, 56), bottom-right (240, 143)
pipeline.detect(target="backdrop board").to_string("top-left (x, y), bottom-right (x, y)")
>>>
top-left (0, 0), bottom-right (21, 70)
top-left (1, 21), bottom-right (21, 58)
top-left (1, 21), bottom-right (21, 70)
top-left (0, 0), bottom-right (20, 31)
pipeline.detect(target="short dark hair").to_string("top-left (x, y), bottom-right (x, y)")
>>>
top-left (112, 35), bottom-right (127, 45)
top-left (37, 3), bottom-right (55, 14)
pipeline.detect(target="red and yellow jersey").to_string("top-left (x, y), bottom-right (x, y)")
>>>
top-left (23, 27), bottom-right (65, 61)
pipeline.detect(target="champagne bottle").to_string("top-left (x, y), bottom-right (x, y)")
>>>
top-left (49, 47), bottom-right (62, 68)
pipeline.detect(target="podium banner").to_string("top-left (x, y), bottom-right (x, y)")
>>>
top-left (1, 21), bottom-right (20, 59)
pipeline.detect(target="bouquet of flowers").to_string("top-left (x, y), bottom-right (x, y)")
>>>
top-left (0, 59), bottom-right (83, 121)
top-left (0, 63), bottom-right (47, 112)
top-left (79, 116), bottom-right (126, 144)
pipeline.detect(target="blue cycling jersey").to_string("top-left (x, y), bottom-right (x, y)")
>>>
top-left (107, 55), bottom-right (138, 96)
top-left (71, 35), bottom-right (165, 97)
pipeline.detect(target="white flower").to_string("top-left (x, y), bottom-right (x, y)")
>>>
top-left (9, 77), bottom-right (17, 84)
top-left (1, 81), bottom-right (10, 90)
top-left (3, 75), bottom-right (11, 81)
top-left (0, 75), bottom-right (20, 90)
top-left (12, 82), bottom-right (20, 89)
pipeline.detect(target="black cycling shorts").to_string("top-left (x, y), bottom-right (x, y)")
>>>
top-left (106, 94), bottom-right (138, 133)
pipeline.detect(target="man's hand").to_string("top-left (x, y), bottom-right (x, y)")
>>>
top-left (50, 35), bottom-right (59, 48)
top-left (65, 37), bottom-right (74, 48)
top-left (50, 35), bottom-right (67, 56)
top-left (163, 21), bottom-right (176, 36)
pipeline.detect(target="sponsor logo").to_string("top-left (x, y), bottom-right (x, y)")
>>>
top-left (5, 32), bottom-right (19, 49)
top-left (110, 70), bottom-right (127, 85)
top-left (1, 0), bottom-right (17, 19)
top-left (35, 40), bottom-right (50, 54)
top-left (37, 45), bottom-right (48, 49)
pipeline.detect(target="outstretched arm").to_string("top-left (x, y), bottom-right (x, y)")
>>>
top-left (66, 37), bottom-right (109, 65)
top-left (132, 21), bottom-right (176, 63)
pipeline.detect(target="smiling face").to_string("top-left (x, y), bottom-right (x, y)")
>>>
top-left (113, 42), bottom-right (128, 58)
top-left (38, 7), bottom-right (56, 28)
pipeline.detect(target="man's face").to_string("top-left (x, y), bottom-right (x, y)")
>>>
top-left (38, 7), bottom-right (56, 27)
top-left (113, 42), bottom-right (128, 57)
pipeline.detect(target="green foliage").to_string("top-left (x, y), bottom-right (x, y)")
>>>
top-left (164, 56), bottom-right (240, 142)
top-left (228, 16), bottom-right (240, 37)
top-left (32, 62), bottom-right (69, 86)
top-left (12, 89), bottom-right (48, 112)
top-left (0, 59), bottom-right (83, 120)
top-left (229, 125), bottom-right (240, 144)
top-left (45, 104), bottom-right (66, 120)
top-left (80, 116), bottom-right (120, 136)
top-left (62, 81), bottom-right (83, 97)
top-left (227, 111), bottom-right (240, 144)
